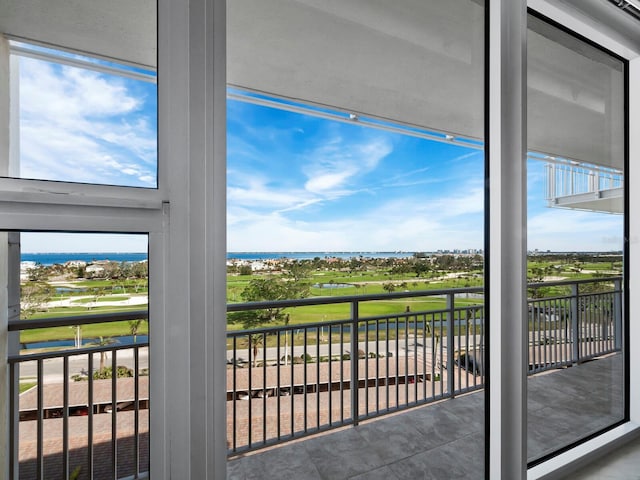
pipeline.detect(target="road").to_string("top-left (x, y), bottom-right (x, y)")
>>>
top-left (17, 346), bottom-right (149, 383)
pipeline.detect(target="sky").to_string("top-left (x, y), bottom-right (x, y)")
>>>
top-left (16, 51), bottom-right (623, 254)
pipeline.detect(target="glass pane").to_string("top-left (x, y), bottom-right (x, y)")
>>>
top-left (226, 0), bottom-right (485, 477)
top-left (11, 232), bottom-right (149, 478)
top-left (9, 43), bottom-right (158, 188)
top-left (527, 14), bottom-right (625, 463)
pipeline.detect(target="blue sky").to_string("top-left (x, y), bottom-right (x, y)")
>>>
top-left (17, 53), bottom-right (623, 253)
top-left (18, 55), bottom-right (157, 187)
top-left (227, 98), bottom-right (622, 253)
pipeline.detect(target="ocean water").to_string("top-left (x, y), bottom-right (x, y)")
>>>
top-left (21, 252), bottom-right (148, 266)
top-left (22, 251), bottom-right (414, 265)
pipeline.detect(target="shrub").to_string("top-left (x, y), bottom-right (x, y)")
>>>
top-left (92, 365), bottom-right (133, 380)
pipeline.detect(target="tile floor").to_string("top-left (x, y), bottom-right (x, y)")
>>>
top-left (228, 354), bottom-right (625, 479)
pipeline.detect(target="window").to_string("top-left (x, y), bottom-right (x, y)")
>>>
top-left (526, 12), bottom-right (627, 465)
top-left (226, 0), bottom-right (486, 473)
top-left (9, 232), bottom-right (150, 478)
top-left (9, 43), bottom-right (158, 188)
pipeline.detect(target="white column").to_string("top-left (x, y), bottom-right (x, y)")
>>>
top-left (0, 35), bottom-right (10, 480)
top-left (489, 1), bottom-right (528, 478)
top-left (629, 56), bottom-right (640, 424)
top-left (188, 0), bottom-right (227, 476)
top-left (154, 0), bottom-right (227, 478)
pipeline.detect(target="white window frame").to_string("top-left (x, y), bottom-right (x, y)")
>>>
top-left (1, 0), bottom-right (638, 479)
top-left (525, 1), bottom-right (640, 478)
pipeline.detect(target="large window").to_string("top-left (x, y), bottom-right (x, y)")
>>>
top-left (9, 232), bottom-right (150, 479)
top-left (0, 2), bottom-right (159, 479)
top-left (9, 43), bottom-right (157, 188)
top-left (226, 0), bottom-right (486, 475)
top-left (526, 12), bottom-right (626, 464)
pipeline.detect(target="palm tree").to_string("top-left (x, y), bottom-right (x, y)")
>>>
top-left (425, 320), bottom-right (442, 371)
top-left (283, 314), bottom-right (291, 365)
top-left (248, 333), bottom-right (264, 368)
top-left (128, 319), bottom-right (144, 343)
top-left (92, 336), bottom-right (117, 370)
top-left (382, 282), bottom-right (396, 294)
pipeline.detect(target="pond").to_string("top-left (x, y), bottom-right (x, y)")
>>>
top-left (55, 287), bottom-right (88, 293)
top-left (22, 334), bottom-right (149, 350)
top-left (312, 283), bottom-right (352, 289)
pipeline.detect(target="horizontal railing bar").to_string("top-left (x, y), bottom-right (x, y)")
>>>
top-left (10, 278), bottom-right (619, 333)
top-left (527, 276), bottom-right (622, 289)
top-left (9, 310), bottom-right (148, 331)
top-left (226, 286), bottom-right (484, 312)
top-left (226, 309), bottom-right (460, 337)
top-left (8, 341), bottom-right (148, 364)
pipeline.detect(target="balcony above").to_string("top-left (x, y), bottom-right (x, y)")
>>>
top-left (545, 161), bottom-right (623, 214)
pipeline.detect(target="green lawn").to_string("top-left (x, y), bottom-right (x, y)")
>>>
top-left (20, 260), bottom-right (618, 346)
top-left (20, 319), bottom-right (148, 344)
top-left (20, 382), bottom-right (37, 394)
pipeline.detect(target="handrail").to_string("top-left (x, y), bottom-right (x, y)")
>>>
top-left (8, 276), bottom-right (623, 464)
top-left (227, 285), bottom-right (484, 311)
top-left (8, 309), bottom-right (148, 331)
top-left (9, 277), bottom-right (621, 332)
top-left (8, 340), bottom-right (149, 364)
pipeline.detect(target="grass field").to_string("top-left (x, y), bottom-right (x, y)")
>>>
top-left (19, 259), bottom-right (620, 346)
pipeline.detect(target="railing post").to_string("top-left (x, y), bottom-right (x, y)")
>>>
top-left (571, 283), bottom-right (580, 364)
top-left (614, 279), bottom-right (622, 351)
top-left (447, 293), bottom-right (455, 398)
top-left (350, 300), bottom-right (359, 426)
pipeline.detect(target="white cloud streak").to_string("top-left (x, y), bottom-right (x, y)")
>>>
top-left (18, 57), bottom-right (157, 187)
top-left (303, 136), bottom-right (392, 196)
top-left (228, 176), bottom-right (486, 252)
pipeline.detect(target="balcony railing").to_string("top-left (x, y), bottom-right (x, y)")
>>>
top-left (8, 311), bottom-right (149, 480)
top-left (8, 277), bottom-right (622, 477)
top-left (545, 162), bottom-right (623, 201)
top-left (226, 277), bottom-right (622, 454)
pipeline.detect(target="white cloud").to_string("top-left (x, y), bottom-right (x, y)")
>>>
top-left (303, 136), bottom-right (392, 195)
top-left (21, 232), bottom-right (148, 253)
top-left (228, 207), bottom-right (482, 252)
top-left (228, 133), bottom-right (394, 220)
top-left (228, 175), bottom-right (486, 252)
top-left (528, 209), bottom-right (623, 251)
top-left (18, 57), bottom-right (157, 187)
top-left (228, 177), bottom-right (314, 209)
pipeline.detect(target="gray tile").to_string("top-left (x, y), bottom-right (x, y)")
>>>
top-left (228, 443), bottom-right (323, 480)
top-left (227, 454), bottom-right (267, 480)
top-left (303, 428), bottom-right (387, 480)
top-left (349, 465), bottom-right (401, 480)
top-left (228, 355), bottom-right (624, 480)
top-left (355, 415), bottom-right (430, 462)
top-left (387, 432), bottom-right (484, 480)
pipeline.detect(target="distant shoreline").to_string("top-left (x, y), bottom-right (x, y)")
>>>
top-left (21, 250), bottom-right (619, 266)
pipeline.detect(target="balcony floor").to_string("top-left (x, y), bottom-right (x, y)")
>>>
top-left (228, 353), bottom-right (622, 479)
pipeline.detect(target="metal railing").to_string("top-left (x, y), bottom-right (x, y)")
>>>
top-left (8, 277), bottom-right (623, 474)
top-left (527, 278), bottom-right (622, 373)
top-left (545, 162), bottom-right (623, 201)
top-left (8, 310), bottom-right (149, 480)
top-left (226, 287), bottom-right (485, 454)
top-left (226, 277), bottom-right (622, 454)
